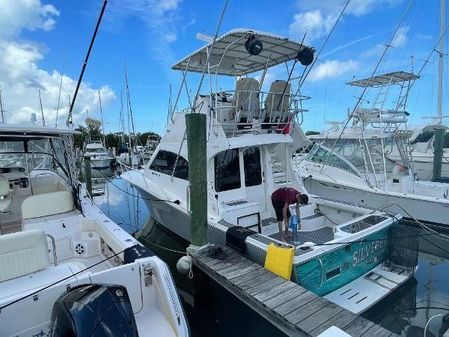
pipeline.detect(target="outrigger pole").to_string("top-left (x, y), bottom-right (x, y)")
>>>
top-left (67, 0), bottom-right (108, 128)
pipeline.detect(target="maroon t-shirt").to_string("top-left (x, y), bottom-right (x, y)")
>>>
top-left (271, 188), bottom-right (299, 205)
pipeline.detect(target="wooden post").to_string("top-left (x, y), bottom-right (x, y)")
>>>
top-left (185, 113), bottom-right (208, 246)
top-left (432, 127), bottom-right (445, 181)
top-left (85, 157), bottom-right (93, 196)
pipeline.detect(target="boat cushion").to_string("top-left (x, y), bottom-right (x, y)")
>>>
top-left (0, 229), bottom-right (49, 282)
top-left (21, 190), bottom-right (74, 219)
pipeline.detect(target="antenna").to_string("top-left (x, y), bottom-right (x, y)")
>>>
top-left (38, 89), bottom-right (45, 126)
top-left (67, 0), bottom-right (108, 128)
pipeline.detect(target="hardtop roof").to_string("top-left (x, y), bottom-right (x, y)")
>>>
top-left (347, 71), bottom-right (419, 88)
top-left (172, 29), bottom-right (311, 76)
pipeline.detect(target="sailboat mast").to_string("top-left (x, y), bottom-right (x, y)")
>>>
top-left (124, 62), bottom-right (136, 149)
top-left (38, 89), bottom-right (45, 126)
top-left (438, 0), bottom-right (446, 121)
top-left (0, 87), bottom-right (5, 123)
top-left (98, 89), bottom-right (106, 146)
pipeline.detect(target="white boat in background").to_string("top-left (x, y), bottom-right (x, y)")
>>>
top-left (0, 125), bottom-right (189, 337)
top-left (296, 71), bottom-right (449, 227)
top-left (142, 134), bottom-right (160, 163)
top-left (122, 29), bottom-right (416, 314)
top-left (83, 140), bottom-right (115, 169)
top-left (399, 123), bottom-right (449, 180)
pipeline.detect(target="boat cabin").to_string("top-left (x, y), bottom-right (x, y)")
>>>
top-left (0, 126), bottom-right (78, 234)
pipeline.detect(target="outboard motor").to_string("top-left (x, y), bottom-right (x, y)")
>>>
top-left (49, 284), bottom-right (139, 337)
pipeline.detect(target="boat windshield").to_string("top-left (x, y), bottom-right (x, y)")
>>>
top-left (309, 137), bottom-right (409, 178)
top-left (307, 141), bottom-right (361, 177)
top-left (0, 137), bottom-right (71, 182)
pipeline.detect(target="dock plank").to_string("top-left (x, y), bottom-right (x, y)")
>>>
top-left (343, 316), bottom-right (375, 336)
top-left (189, 245), bottom-right (399, 337)
top-left (254, 281), bottom-right (297, 303)
top-left (284, 297), bottom-right (330, 325)
top-left (361, 323), bottom-right (395, 337)
top-left (310, 308), bottom-right (358, 336)
top-left (274, 290), bottom-right (317, 317)
top-left (299, 302), bottom-right (344, 333)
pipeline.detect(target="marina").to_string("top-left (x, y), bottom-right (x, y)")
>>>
top-left (2, 0), bottom-right (449, 336)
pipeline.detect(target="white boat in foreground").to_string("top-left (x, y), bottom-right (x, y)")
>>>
top-left (122, 29), bottom-right (416, 314)
top-left (0, 125), bottom-right (189, 337)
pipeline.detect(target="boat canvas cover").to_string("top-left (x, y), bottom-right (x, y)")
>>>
top-left (347, 71), bottom-right (419, 88)
top-left (172, 29), bottom-right (311, 76)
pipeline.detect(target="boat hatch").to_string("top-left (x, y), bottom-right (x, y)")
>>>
top-left (339, 215), bottom-right (388, 234)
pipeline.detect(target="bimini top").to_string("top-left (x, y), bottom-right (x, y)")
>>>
top-left (0, 124), bottom-right (78, 136)
top-left (172, 29), bottom-right (313, 76)
top-left (347, 71), bottom-right (419, 88)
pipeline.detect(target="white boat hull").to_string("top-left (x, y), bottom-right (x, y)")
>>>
top-left (303, 177), bottom-right (449, 226)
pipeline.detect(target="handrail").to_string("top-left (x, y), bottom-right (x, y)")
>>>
top-left (46, 234), bottom-right (58, 266)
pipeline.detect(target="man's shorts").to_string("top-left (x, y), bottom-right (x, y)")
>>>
top-left (272, 200), bottom-right (291, 221)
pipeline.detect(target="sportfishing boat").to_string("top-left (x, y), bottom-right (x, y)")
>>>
top-left (122, 29), bottom-right (416, 314)
top-left (296, 71), bottom-right (449, 227)
top-left (83, 139), bottom-right (115, 169)
top-left (0, 125), bottom-right (189, 337)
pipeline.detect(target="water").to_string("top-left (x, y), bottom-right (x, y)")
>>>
top-left (94, 176), bottom-right (449, 337)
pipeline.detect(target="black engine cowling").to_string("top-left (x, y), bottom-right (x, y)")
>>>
top-left (49, 284), bottom-right (139, 337)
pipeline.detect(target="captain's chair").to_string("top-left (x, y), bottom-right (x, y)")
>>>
top-left (0, 176), bottom-right (12, 212)
top-left (230, 78), bottom-right (260, 127)
top-left (265, 80), bottom-right (291, 116)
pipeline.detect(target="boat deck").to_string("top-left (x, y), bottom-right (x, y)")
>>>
top-left (188, 245), bottom-right (398, 337)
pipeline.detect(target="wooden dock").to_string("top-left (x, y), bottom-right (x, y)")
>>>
top-left (188, 245), bottom-right (398, 337)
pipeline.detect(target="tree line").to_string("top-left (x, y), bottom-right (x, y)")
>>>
top-left (73, 122), bottom-right (160, 150)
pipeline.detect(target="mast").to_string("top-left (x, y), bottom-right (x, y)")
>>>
top-left (0, 86), bottom-right (5, 123)
top-left (98, 89), bottom-right (106, 146)
top-left (432, 0), bottom-right (446, 181)
top-left (438, 0), bottom-right (446, 121)
top-left (124, 62), bottom-right (136, 149)
top-left (55, 75), bottom-right (63, 127)
top-left (38, 89), bottom-right (45, 126)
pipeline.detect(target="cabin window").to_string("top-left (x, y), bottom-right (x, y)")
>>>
top-left (215, 149), bottom-right (241, 192)
top-left (325, 267), bottom-right (341, 280)
top-left (174, 156), bottom-right (189, 180)
top-left (150, 150), bottom-right (188, 180)
top-left (243, 147), bottom-right (262, 187)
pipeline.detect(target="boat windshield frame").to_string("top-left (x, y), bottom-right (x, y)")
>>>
top-left (0, 132), bottom-right (78, 191)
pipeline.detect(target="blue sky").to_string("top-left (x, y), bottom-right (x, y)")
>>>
top-left (0, 0), bottom-right (447, 134)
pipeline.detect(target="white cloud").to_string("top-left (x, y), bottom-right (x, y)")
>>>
top-left (289, 10), bottom-right (336, 42)
top-left (391, 26), bottom-right (409, 48)
top-left (295, 0), bottom-right (401, 17)
top-left (105, 0), bottom-right (183, 64)
top-left (308, 59), bottom-right (359, 81)
top-left (289, 0), bottom-right (402, 43)
top-left (0, 0), bottom-right (59, 39)
top-left (0, 0), bottom-right (115, 126)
